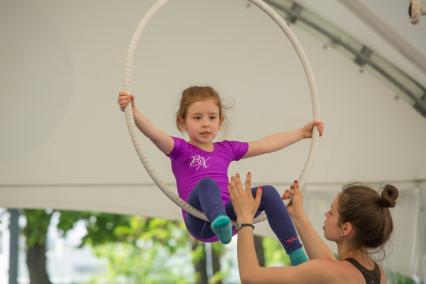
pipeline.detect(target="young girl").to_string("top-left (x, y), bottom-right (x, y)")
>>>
top-left (118, 86), bottom-right (324, 265)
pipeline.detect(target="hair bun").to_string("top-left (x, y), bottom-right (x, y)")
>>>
top-left (380, 184), bottom-right (399, 208)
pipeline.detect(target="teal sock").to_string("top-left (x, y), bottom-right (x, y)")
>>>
top-left (289, 247), bottom-right (308, 265)
top-left (211, 215), bottom-right (232, 244)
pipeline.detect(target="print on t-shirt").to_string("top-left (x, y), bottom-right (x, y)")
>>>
top-left (190, 155), bottom-right (210, 170)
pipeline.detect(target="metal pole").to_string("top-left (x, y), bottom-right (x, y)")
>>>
top-left (8, 209), bottom-right (19, 284)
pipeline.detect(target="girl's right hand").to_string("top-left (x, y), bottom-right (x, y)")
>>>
top-left (118, 91), bottom-right (134, 111)
top-left (282, 180), bottom-right (304, 219)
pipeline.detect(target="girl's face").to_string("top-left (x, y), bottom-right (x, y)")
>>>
top-left (182, 99), bottom-right (221, 147)
top-left (323, 196), bottom-right (343, 241)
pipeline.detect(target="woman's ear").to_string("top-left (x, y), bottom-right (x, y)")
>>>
top-left (341, 222), bottom-right (353, 238)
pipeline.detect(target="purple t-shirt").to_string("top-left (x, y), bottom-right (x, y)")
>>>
top-left (169, 137), bottom-right (249, 204)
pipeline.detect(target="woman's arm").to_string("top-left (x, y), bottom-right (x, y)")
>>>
top-left (229, 174), bottom-right (341, 284)
top-left (243, 121), bottom-right (324, 158)
top-left (237, 228), bottom-right (341, 284)
top-left (118, 91), bottom-right (173, 155)
top-left (285, 181), bottom-right (335, 260)
top-left (292, 210), bottom-right (335, 260)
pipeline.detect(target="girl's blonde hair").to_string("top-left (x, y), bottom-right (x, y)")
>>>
top-left (176, 86), bottom-right (229, 133)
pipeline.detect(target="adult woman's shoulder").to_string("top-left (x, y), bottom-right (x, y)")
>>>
top-left (336, 259), bottom-right (384, 284)
top-left (292, 259), bottom-right (354, 284)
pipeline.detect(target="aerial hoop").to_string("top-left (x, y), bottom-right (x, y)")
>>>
top-left (121, 0), bottom-right (320, 223)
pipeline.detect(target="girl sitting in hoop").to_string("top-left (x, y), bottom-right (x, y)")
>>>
top-left (118, 86), bottom-right (324, 265)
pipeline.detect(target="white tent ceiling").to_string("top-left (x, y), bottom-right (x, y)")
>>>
top-left (300, 0), bottom-right (426, 83)
top-left (0, 0), bottom-right (425, 279)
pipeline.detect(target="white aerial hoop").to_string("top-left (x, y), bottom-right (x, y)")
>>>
top-left (121, 0), bottom-right (320, 224)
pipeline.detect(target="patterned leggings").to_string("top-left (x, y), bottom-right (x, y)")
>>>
top-left (184, 177), bottom-right (302, 253)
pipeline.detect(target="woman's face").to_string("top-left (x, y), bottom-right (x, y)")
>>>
top-left (323, 196), bottom-right (343, 241)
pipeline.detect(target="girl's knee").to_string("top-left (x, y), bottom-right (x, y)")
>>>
top-left (260, 185), bottom-right (280, 199)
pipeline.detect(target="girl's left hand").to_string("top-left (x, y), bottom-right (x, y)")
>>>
top-left (228, 173), bottom-right (262, 224)
top-left (303, 120), bottom-right (324, 138)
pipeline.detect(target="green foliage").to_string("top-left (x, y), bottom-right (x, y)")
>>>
top-left (80, 213), bottom-right (132, 246)
top-left (262, 236), bottom-right (290, 266)
top-left (211, 242), bottom-right (228, 283)
top-left (191, 242), bottom-right (205, 263)
top-left (85, 216), bottom-right (194, 284)
top-left (23, 209), bottom-right (133, 249)
top-left (87, 242), bottom-right (192, 284)
top-left (211, 242), bottom-right (226, 256)
top-left (209, 271), bottom-right (226, 284)
top-left (22, 208), bottom-right (199, 282)
top-left (22, 209), bottom-right (53, 247)
top-left (21, 209), bottom-right (230, 283)
top-left (56, 211), bottom-right (92, 236)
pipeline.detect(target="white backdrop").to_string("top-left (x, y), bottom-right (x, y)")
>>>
top-left (0, 0), bottom-right (425, 280)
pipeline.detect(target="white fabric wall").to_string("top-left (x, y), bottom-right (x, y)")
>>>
top-left (0, 0), bottom-right (425, 279)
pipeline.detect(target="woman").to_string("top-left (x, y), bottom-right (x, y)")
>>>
top-left (228, 173), bottom-right (399, 284)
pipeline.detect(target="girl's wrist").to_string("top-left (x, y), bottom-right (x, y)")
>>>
top-left (298, 127), bottom-right (306, 139)
top-left (300, 127), bottom-right (308, 139)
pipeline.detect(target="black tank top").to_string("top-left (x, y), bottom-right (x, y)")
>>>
top-left (345, 258), bottom-right (381, 284)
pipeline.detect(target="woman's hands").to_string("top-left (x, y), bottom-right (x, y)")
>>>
top-left (228, 173), bottom-right (306, 223)
top-left (118, 90), bottom-right (135, 111)
top-left (282, 180), bottom-right (304, 219)
top-left (228, 173), bottom-right (262, 224)
top-left (302, 120), bottom-right (324, 138)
